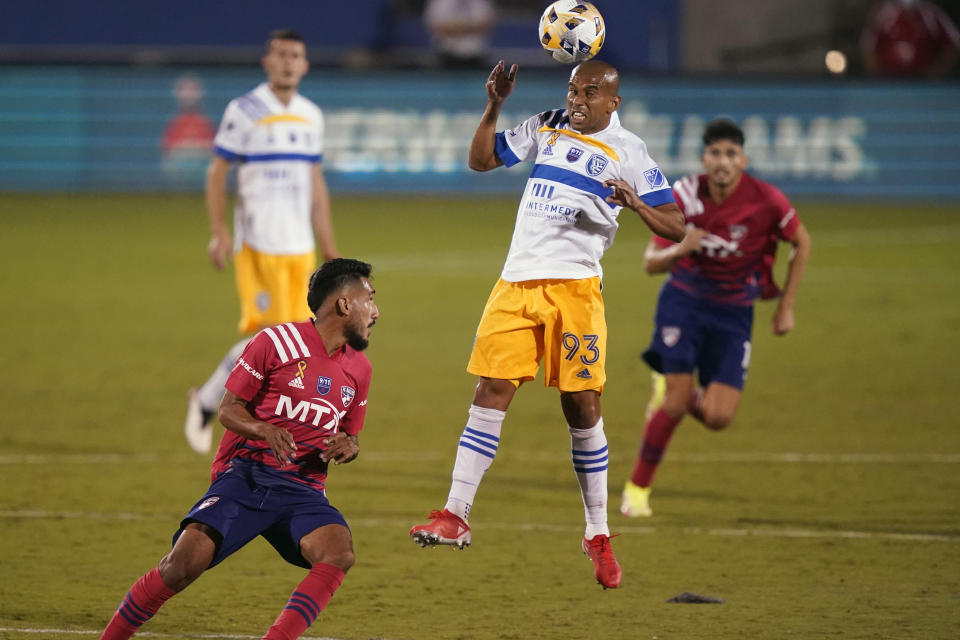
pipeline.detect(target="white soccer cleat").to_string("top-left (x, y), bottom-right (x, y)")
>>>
top-left (620, 480), bottom-right (653, 517)
top-left (184, 388), bottom-right (212, 454)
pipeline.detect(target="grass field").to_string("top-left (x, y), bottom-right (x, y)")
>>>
top-left (0, 193), bottom-right (958, 640)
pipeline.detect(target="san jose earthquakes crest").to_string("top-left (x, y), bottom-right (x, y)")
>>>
top-left (586, 153), bottom-right (608, 176)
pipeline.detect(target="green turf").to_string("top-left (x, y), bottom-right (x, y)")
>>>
top-left (0, 193), bottom-right (958, 639)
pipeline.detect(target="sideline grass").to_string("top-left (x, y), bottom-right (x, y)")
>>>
top-left (0, 194), bottom-right (958, 639)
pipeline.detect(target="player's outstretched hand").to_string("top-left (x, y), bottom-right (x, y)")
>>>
top-left (772, 304), bottom-right (795, 336)
top-left (320, 432), bottom-right (359, 465)
top-left (603, 179), bottom-right (642, 210)
top-left (263, 424), bottom-right (297, 467)
top-left (487, 60), bottom-right (518, 104)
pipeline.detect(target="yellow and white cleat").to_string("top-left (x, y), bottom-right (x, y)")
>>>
top-left (620, 480), bottom-right (653, 517)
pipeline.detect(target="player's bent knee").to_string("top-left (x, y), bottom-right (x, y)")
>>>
top-left (702, 411), bottom-right (733, 431)
top-left (310, 548), bottom-right (355, 572)
top-left (158, 552), bottom-right (208, 592)
top-left (661, 397), bottom-right (687, 419)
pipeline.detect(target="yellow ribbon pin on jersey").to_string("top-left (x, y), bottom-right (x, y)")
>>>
top-left (296, 361), bottom-right (307, 379)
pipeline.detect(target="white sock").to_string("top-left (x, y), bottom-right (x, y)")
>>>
top-left (444, 405), bottom-right (505, 521)
top-left (196, 339), bottom-right (249, 412)
top-left (570, 418), bottom-right (610, 539)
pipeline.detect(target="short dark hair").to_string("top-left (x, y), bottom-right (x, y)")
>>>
top-left (266, 29), bottom-right (304, 52)
top-left (307, 258), bottom-right (373, 313)
top-left (702, 118), bottom-right (745, 147)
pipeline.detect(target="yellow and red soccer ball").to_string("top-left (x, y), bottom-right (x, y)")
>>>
top-left (538, 1), bottom-right (606, 64)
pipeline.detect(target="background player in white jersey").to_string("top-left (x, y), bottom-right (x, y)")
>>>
top-left (185, 29), bottom-right (339, 455)
top-left (410, 60), bottom-right (685, 589)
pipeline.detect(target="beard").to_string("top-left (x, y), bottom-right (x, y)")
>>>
top-left (344, 323), bottom-right (370, 351)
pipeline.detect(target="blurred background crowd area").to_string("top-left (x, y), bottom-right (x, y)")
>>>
top-left (1, 0), bottom-right (958, 196)
top-left (3, 0), bottom-right (959, 75)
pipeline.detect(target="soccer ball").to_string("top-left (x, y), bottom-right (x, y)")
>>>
top-left (538, 1), bottom-right (606, 64)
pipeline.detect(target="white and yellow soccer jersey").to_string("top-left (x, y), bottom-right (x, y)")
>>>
top-left (494, 109), bottom-right (674, 281)
top-left (213, 83), bottom-right (324, 255)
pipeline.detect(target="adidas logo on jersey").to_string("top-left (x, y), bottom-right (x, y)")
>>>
top-left (288, 377), bottom-right (305, 389)
top-left (576, 368), bottom-right (592, 379)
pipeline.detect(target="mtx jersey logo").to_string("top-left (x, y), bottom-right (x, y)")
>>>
top-left (275, 394), bottom-right (344, 432)
top-left (699, 234), bottom-right (743, 258)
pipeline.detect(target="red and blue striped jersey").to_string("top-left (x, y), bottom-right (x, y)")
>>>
top-left (212, 319), bottom-right (371, 492)
top-left (656, 172), bottom-right (800, 306)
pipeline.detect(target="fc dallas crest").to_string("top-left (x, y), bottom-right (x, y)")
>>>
top-left (661, 326), bottom-right (681, 347)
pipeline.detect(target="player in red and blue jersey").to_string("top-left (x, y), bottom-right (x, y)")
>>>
top-left (620, 119), bottom-right (812, 517)
top-left (100, 259), bottom-right (378, 640)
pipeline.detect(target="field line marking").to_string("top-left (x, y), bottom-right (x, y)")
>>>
top-left (1, 451), bottom-right (958, 465)
top-left (2, 510), bottom-right (955, 543)
top-left (0, 630), bottom-right (339, 639)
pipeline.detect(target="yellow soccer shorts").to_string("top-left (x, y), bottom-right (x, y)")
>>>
top-left (467, 277), bottom-right (607, 392)
top-left (234, 245), bottom-right (316, 334)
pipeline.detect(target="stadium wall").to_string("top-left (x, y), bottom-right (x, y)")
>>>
top-left (0, 66), bottom-right (957, 198)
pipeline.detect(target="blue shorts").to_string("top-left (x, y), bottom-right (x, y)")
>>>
top-left (642, 284), bottom-right (754, 390)
top-left (172, 459), bottom-right (348, 570)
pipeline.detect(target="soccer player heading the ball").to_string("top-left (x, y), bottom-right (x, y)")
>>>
top-left (410, 60), bottom-right (685, 589)
top-left (620, 119), bottom-right (812, 518)
top-left (100, 259), bottom-right (378, 640)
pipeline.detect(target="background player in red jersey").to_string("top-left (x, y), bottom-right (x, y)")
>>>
top-left (620, 119), bottom-right (812, 517)
top-left (100, 258), bottom-right (378, 640)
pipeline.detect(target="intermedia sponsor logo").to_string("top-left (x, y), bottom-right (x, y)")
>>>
top-left (236, 357), bottom-right (264, 381)
top-left (527, 201), bottom-right (578, 216)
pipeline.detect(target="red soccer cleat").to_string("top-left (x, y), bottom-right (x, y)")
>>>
top-left (582, 534), bottom-right (622, 589)
top-left (410, 509), bottom-right (472, 549)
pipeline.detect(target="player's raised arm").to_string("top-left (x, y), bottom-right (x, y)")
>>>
top-left (468, 60), bottom-right (518, 172)
top-left (604, 179), bottom-right (686, 242)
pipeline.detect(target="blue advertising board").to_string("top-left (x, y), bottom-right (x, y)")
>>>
top-left (0, 66), bottom-right (957, 198)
